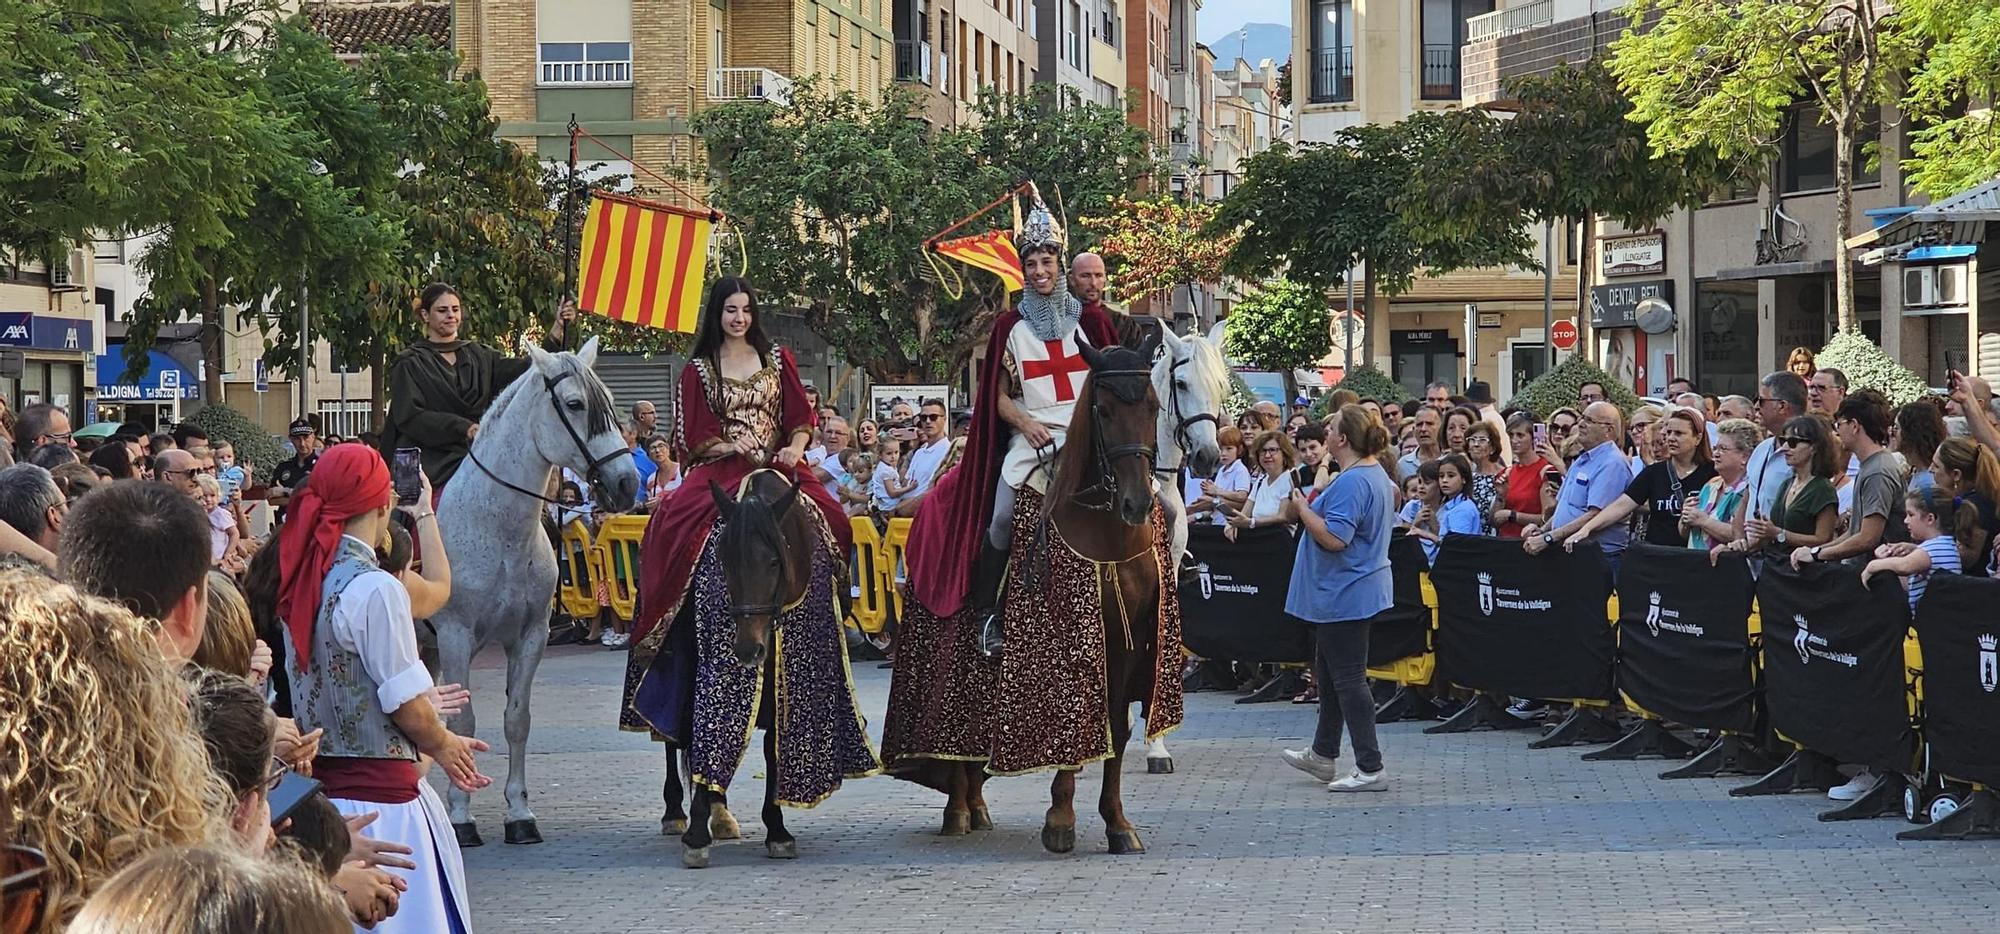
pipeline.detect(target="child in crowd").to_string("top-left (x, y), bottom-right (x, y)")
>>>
top-left (1862, 487), bottom-right (1962, 612)
top-left (1398, 464), bottom-right (1442, 564)
top-left (1192, 425), bottom-right (1252, 525)
top-left (841, 450), bottom-right (878, 518)
top-left (871, 440), bottom-right (916, 515)
top-left (1406, 454), bottom-right (1482, 564)
top-left (213, 440), bottom-right (247, 504)
top-left (195, 474), bottom-right (239, 566)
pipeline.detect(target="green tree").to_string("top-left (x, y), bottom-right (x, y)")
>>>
top-left (1082, 196), bottom-right (1237, 310)
top-left (0, 0), bottom-right (278, 260)
top-left (694, 82), bottom-right (1155, 383)
top-left (1211, 112), bottom-right (1534, 329)
top-left (1222, 279), bottom-right (1331, 400)
top-left (1609, 0), bottom-right (1914, 332)
top-left (127, 14), bottom-right (401, 402)
top-left (1414, 62), bottom-right (1731, 368)
top-left (1899, 0), bottom-right (2000, 197)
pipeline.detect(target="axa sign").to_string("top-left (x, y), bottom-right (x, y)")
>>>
top-left (0, 313), bottom-right (95, 351)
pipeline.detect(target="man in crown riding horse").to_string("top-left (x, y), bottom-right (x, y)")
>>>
top-left (902, 188), bottom-right (1122, 654)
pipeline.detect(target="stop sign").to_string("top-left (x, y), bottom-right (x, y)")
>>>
top-left (1550, 319), bottom-right (1579, 351)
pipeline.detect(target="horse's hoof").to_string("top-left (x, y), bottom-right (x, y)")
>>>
top-left (766, 839), bottom-right (798, 860)
top-left (710, 808), bottom-right (742, 840)
top-left (940, 810), bottom-right (971, 836)
top-left (1041, 823), bottom-right (1076, 854)
top-left (503, 819), bottom-right (543, 845)
top-left (1147, 756), bottom-right (1175, 774)
top-left (660, 815), bottom-right (688, 836)
top-left (452, 822), bottom-right (483, 848)
top-left (682, 846), bottom-right (710, 869)
top-left (970, 806), bottom-right (994, 831)
top-left (1107, 829), bottom-right (1147, 855)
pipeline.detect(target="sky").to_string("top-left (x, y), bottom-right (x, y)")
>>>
top-left (1199, 0), bottom-right (1294, 45)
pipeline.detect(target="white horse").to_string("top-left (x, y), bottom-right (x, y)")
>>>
top-left (434, 337), bottom-right (641, 846)
top-left (1138, 326), bottom-right (1228, 773)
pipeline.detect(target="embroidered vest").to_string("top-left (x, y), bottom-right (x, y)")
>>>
top-left (284, 537), bottom-right (420, 761)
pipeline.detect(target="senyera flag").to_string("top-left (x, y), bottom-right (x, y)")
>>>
top-left (933, 229), bottom-right (1023, 293)
top-left (577, 191), bottom-right (714, 333)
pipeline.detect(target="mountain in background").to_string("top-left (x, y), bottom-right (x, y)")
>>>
top-left (1200, 21), bottom-right (1292, 69)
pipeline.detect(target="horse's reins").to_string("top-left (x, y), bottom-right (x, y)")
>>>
top-left (467, 369), bottom-right (627, 505)
top-left (1155, 346), bottom-right (1220, 478)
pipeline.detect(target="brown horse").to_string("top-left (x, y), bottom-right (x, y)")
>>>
top-left (939, 337), bottom-right (1169, 855)
top-left (680, 470), bottom-right (813, 868)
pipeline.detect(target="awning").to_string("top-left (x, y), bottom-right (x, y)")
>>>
top-left (94, 348), bottom-right (200, 402)
top-left (1848, 176), bottom-right (2000, 252)
top-left (1712, 259), bottom-right (1834, 281)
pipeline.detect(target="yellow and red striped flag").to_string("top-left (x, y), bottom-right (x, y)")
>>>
top-left (577, 192), bottom-right (714, 332)
top-left (933, 230), bottom-right (1023, 292)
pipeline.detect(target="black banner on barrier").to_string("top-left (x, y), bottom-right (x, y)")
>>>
top-left (1614, 543), bottom-right (1757, 733)
top-left (1432, 534), bottom-right (1615, 701)
top-left (1756, 562), bottom-right (1914, 773)
top-left (1179, 524), bottom-right (1311, 664)
top-left (1912, 573), bottom-right (2000, 787)
top-left (1368, 531), bottom-right (1432, 667)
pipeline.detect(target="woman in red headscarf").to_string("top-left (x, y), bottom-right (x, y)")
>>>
top-left (275, 443), bottom-right (491, 934)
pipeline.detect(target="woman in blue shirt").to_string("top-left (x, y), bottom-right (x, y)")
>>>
top-left (1280, 404), bottom-right (1399, 793)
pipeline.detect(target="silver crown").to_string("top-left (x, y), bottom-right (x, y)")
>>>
top-left (1477, 572), bottom-right (1491, 584)
top-left (1015, 197), bottom-right (1065, 254)
top-left (1981, 634), bottom-right (1997, 650)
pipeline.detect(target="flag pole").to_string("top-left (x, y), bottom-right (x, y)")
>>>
top-left (560, 115), bottom-right (580, 352)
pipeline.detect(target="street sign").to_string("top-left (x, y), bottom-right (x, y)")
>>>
top-left (1550, 319), bottom-right (1579, 352)
top-left (254, 359), bottom-right (269, 394)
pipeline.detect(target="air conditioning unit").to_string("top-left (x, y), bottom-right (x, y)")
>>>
top-left (49, 248), bottom-right (86, 291)
top-left (1903, 266), bottom-right (1937, 308)
top-left (1935, 263), bottom-right (1968, 307)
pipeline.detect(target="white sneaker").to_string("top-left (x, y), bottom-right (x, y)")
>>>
top-left (1326, 769), bottom-right (1388, 793)
top-left (1280, 748), bottom-right (1342, 783)
top-left (1826, 770), bottom-right (1876, 801)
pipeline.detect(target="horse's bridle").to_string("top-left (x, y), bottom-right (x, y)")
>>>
top-left (467, 370), bottom-right (625, 505)
top-left (1074, 363), bottom-right (1160, 512)
top-left (1156, 348), bottom-right (1220, 477)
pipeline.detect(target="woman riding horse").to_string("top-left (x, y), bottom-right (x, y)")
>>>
top-left (625, 278), bottom-right (875, 863)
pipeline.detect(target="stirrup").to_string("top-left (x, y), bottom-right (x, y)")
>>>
top-left (977, 611), bottom-right (1004, 657)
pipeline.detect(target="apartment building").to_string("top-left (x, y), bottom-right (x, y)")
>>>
top-left (1124, 0), bottom-right (1169, 142)
top-left (1032, 0), bottom-right (1124, 107)
top-left (1459, 0), bottom-right (1989, 397)
top-left (458, 0), bottom-right (892, 207)
top-left (1293, 0), bottom-right (1576, 396)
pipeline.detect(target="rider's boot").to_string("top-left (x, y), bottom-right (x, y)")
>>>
top-left (972, 542), bottom-right (1009, 657)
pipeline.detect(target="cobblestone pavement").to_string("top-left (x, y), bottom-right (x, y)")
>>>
top-left (448, 644), bottom-right (2000, 933)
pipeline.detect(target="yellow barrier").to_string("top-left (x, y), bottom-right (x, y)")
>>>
top-left (556, 520), bottom-right (599, 620)
top-left (1366, 570), bottom-right (1438, 685)
top-left (597, 515), bottom-right (647, 623)
top-left (883, 517), bottom-right (914, 622)
top-left (848, 517), bottom-right (890, 635)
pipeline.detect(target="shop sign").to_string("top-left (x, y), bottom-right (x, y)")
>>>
top-left (1601, 232), bottom-right (1667, 277)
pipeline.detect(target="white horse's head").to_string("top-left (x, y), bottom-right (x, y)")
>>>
top-left (511, 336), bottom-right (641, 512)
top-left (1153, 327), bottom-right (1228, 479)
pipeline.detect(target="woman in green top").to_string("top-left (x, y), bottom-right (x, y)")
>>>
top-left (1725, 414), bottom-right (1840, 558)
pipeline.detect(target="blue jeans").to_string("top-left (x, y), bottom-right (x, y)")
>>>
top-left (1310, 620), bottom-right (1383, 773)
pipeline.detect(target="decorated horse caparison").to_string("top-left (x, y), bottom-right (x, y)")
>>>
top-left (884, 336), bottom-right (1185, 854)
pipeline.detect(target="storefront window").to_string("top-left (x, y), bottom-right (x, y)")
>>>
top-left (1693, 280), bottom-right (1759, 399)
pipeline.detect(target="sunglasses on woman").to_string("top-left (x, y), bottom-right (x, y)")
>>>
top-left (2, 844), bottom-right (47, 934)
top-left (1777, 436), bottom-right (1811, 449)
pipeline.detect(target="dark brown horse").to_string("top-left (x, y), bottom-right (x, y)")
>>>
top-left (940, 337), bottom-right (1168, 855)
top-left (676, 470), bottom-right (815, 868)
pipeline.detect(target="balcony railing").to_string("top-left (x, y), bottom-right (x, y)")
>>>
top-left (895, 38), bottom-right (932, 85)
top-left (540, 59), bottom-right (631, 85)
top-left (1466, 0), bottom-right (1555, 43)
top-left (1309, 45), bottom-right (1353, 103)
top-left (1420, 44), bottom-right (1459, 99)
top-left (709, 68), bottom-right (793, 104)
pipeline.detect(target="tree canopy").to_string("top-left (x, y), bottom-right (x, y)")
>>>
top-left (1222, 279), bottom-right (1331, 398)
top-left (693, 83), bottom-right (1156, 383)
top-left (1082, 197), bottom-right (1235, 308)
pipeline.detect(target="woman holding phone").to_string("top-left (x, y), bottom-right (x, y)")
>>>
top-left (1491, 412), bottom-right (1559, 538)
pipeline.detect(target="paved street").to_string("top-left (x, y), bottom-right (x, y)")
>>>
top-left (449, 643), bottom-right (2000, 933)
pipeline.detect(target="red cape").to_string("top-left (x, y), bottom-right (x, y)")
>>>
top-left (905, 301), bottom-right (1120, 617)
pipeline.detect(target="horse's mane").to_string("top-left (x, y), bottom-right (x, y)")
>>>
top-left (717, 471), bottom-right (788, 567)
top-left (479, 350), bottom-right (618, 438)
top-left (1172, 332), bottom-right (1231, 403)
top-left (1044, 344), bottom-right (1153, 510)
